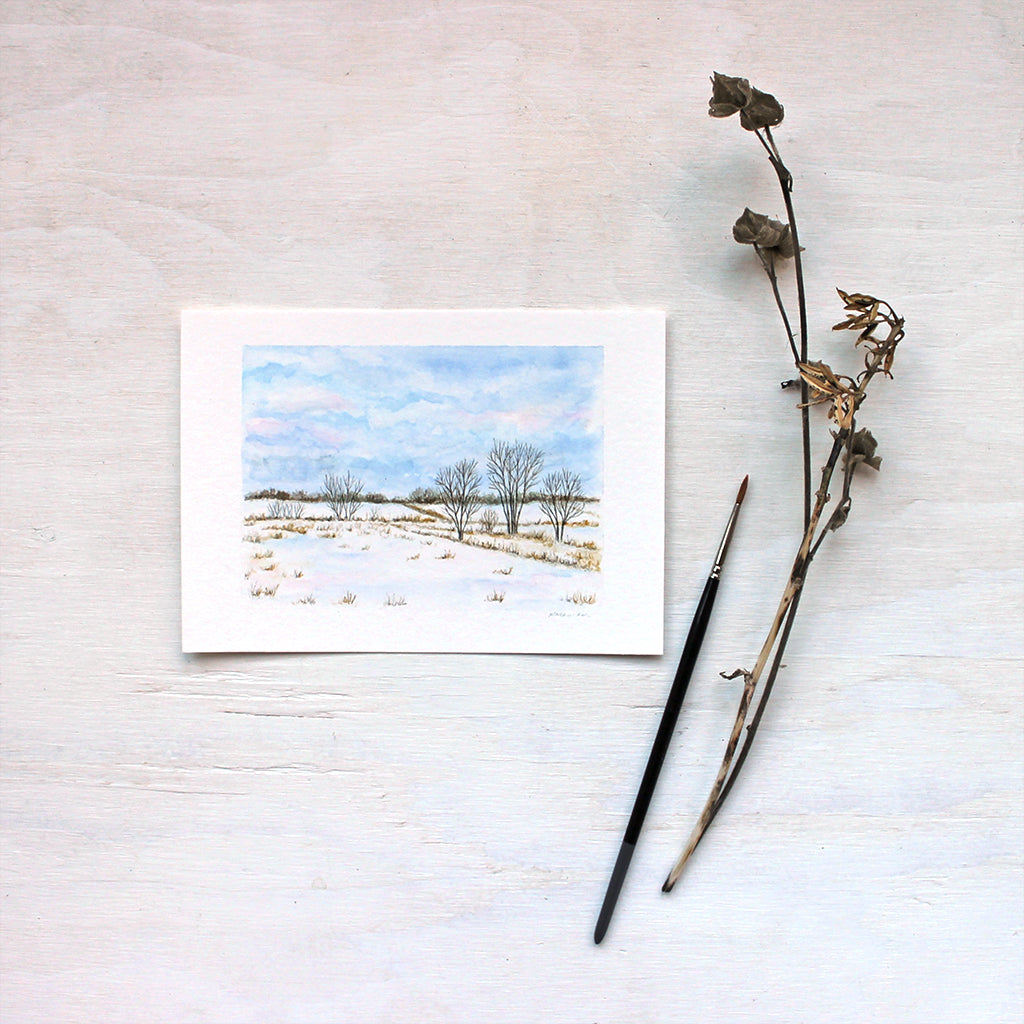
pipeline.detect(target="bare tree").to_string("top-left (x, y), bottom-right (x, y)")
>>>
top-left (435, 459), bottom-right (483, 541)
top-left (478, 507), bottom-right (500, 534)
top-left (539, 468), bottom-right (587, 542)
top-left (486, 439), bottom-right (544, 535)
top-left (322, 470), bottom-right (364, 520)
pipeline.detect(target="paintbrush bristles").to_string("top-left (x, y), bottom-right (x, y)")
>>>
top-left (736, 474), bottom-right (749, 505)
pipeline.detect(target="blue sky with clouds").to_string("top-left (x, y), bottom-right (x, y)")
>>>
top-left (242, 345), bottom-right (603, 497)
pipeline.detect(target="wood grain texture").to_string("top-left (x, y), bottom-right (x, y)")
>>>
top-left (2, 2), bottom-right (1021, 1021)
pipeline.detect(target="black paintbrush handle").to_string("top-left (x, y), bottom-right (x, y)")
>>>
top-left (593, 575), bottom-right (719, 943)
top-left (594, 476), bottom-right (745, 945)
top-left (625, 574), bottom-right (718, 844)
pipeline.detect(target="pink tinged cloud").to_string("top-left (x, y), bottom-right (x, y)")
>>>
top-left (269, 385), bottom-right (360, 416)
top-left (466, 403), bottom-right (598, 435)
top-left (305, 422), bottom-right (354, 447)
top-left (245, 417), bottom-right (293, 438)
top-left (457, 406), bottom-right (550, 434)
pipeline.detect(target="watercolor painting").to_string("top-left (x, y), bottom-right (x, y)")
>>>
top-left (181, 308), bottom-right (664, 654)
top-left (241, 345), bottom-right (603, 614)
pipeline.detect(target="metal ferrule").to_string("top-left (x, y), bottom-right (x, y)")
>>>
top-left (710, 502), bottom-right (742, 579)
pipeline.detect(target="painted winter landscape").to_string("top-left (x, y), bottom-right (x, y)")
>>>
top-left (242, 344), bottom-right (603, 615)
top-left (181, 308), bottom-right (664, 653)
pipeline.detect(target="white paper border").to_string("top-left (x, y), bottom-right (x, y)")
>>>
top-left (181, 309), bottom-right (664, 654)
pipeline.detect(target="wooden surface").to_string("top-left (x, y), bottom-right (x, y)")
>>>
top-left (2, 2), bottom-right (1021, 1021)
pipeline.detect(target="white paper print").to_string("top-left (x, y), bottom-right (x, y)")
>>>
top-left (181, 309), bottom-right (664, 654)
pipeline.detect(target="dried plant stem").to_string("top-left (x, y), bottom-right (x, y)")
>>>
top-left (756, 126), bottom-right (812, 531)
top-left (664, 333), bottom-right (896, 891)
top-left (709, 585), bottom-right (803, 822)
top-left (663, 433), bottom-right (844, 891)
top-left (754, 245), bottom-right (798, 365)
top-left (688, 72), bottom-right (907, 899)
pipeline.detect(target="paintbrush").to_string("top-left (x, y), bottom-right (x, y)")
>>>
top-left (594, 476), bottom-right (748, 944)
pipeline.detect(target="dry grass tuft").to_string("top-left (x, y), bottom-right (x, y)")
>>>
top-left (572, 549), bottom-right (601, 571)
top-left (520, 528), bottom-right (554, 546)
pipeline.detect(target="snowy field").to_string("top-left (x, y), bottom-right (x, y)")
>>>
top-left (242, 500), bottom-right (602, 616)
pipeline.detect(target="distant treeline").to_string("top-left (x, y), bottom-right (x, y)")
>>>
top-left (244, 486), bottom-right (597, 505)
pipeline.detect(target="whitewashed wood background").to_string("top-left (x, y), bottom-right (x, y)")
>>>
top-left (2, 3), bottom-right (1021, 1022)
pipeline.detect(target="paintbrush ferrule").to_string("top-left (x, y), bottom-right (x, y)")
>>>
top-left (710, 475), bottom-right (748, 579)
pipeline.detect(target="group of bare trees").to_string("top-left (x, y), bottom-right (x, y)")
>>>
top-left (322, 471), bottom-right (364, 520)
top-left (315, 440), bottom-right (588, 541)
top-left (434, 440), bottom-right (588, 542)
top-left (538, 467), bottom-right (588, 542)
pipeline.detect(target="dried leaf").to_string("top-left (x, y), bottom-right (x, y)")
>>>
top-left (709, 72), bottom-right (752, 118)
top-left (798, 361), bottom-right (859, 430)
top-left (837, 289), bottom-right (876, 310)
top-left (720, 668), bottom-right (754, 683)
top-left (828, 498), bottom-right (852, 531)
top-left (739, 86), bottom-right (785, 131)
top-left (732, 208), bottom-right (797, 258)
top-left (845, 427), bottom-right (882, 471)
top-left (834, 289), bottom-right (905, 377)
top-left (709, 73), bottom-right (784, 131)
